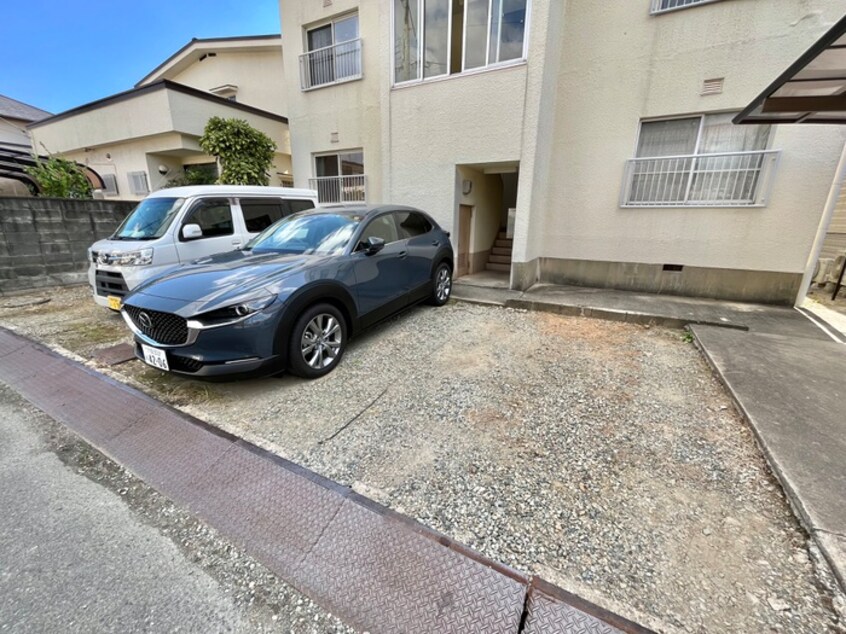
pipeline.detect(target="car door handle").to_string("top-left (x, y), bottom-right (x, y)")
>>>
top-left (231, 240), bottom-right (243, 247)
top-left (398, 251), bottom-right (408, 259)
top-left (431, 240), bottom-right (440, 246)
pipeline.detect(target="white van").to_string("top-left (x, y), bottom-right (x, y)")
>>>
top-left (88, 185), bottom-right (319, 309)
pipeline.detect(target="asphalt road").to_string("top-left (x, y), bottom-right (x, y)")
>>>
top-left (0, 385), bottom-right (348, 633)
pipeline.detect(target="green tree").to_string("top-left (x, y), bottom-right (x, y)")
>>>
top-left (25, 156), bottom-right (92, 199)
top-left (199, 117), bottom-right (277, 186)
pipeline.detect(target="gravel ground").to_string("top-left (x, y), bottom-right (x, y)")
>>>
top-left (2, 285), bottom-right (845, 633)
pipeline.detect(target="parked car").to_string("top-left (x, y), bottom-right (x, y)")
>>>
top-left (88, 185), bottom-right (319, 310)
top-left (120, 204), bottom-right (454, 378)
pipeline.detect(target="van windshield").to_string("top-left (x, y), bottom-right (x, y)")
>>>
top-left (112, 197), bottom-right (184, 240)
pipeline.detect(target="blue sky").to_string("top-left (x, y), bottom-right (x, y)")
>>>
top-left (1, 0), bottom-right (281, 114)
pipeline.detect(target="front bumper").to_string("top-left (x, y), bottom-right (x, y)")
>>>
top-left (132, 342), bottom-right (282, 377)
top-left (89, 263), bottom-right (176, 308)
top-left (123, 300), bottom-right (288, 378)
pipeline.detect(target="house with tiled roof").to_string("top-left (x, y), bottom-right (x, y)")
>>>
top-left (0, 94), bottom-right (52, 194)
top-left (29, 35), bottom-right (292, 200)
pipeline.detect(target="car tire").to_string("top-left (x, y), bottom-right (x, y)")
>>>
top-left (287, 303), bottom-right (347, 379)
top-left (427, 262), bottom-right (452, 306)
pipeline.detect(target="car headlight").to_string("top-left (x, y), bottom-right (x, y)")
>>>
top-left (114, 248), bottom-right (154, 266)
top-left (187, 294), bottom-right (276, 329)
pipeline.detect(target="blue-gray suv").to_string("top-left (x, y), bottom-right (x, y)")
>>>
top-left (120, 204), bottom-right (454, 379)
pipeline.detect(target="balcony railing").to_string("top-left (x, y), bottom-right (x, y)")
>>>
top-left (309, 175), bottom-right (367, 203)
top-left (620, 150), bottom-right (781, 208)
top-left (299, 39), bottom-right (362, 91)
top-left (650, 0), bottom-right (725, 14)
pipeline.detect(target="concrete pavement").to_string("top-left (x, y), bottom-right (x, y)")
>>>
top-left (453, 279), bottom-right (842, 340)
top-left (691, 326), bottom-right (846, 592)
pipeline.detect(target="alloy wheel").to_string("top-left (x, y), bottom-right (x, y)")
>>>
top-left (300, 313), bottom-right (343, 369)
top-left (436, 266), bottom-right (452, 302)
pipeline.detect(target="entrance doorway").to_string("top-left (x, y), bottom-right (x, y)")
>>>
top-left (454, 162), bottom-right (519, 286)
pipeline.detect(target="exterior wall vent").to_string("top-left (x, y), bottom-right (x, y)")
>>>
top-left (701, 78), bottom-right (724, 95)
top-left (101, 173), bottom-right (119, 196)
top-left (128, 171), bottom-right (149, 196)
top-left (663, 264), bottom-right (684, 272)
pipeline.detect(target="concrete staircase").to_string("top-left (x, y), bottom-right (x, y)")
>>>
top-left (485, 231), bottom-right (512, 273)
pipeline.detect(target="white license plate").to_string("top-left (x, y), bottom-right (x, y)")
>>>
top-left (141, 344), bottom-right (169, 371)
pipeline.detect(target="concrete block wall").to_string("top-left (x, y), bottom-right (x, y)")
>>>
top-left (0, 197), bottom-right (135, 295)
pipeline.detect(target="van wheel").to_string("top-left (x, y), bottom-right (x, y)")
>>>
top-left (427, 262), bottom-right (452, 306)
top-left (287, 303), bottom-right (347, 379)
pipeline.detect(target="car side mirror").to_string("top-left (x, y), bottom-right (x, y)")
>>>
top-left (182, 223), bottom-right (203, 240)
top-left (363, 236), bottom-right (385, 255)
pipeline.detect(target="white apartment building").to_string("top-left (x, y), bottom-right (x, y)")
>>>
top-left (279, 0), bottom-right (846, 304)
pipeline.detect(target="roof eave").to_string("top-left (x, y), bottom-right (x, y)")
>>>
top-left (135, 34), bottom-right (282, 88)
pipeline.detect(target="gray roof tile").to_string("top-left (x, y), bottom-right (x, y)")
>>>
top-left (0, 94), bottom-right (52, 122)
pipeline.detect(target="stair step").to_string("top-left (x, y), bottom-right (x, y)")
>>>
top-left (488, 254), bottom-right (511, 264)
top-left (497, 231), bottom-right (510, 240)
top-left (494, 239), bottom-right (513, 248)
top-left (491, 246), bottom-right (512, 256)
top-left (485, 263), bottom-right (511, 272)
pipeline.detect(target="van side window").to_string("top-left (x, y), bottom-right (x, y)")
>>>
top-left (283, 199), bottom-right (316, 215)
top-left (182, 199), bottom-right (233, 239)
top-left (240, 198), bottom-right (285, 233)
top-left (395, 211), bottom-right (432, 239)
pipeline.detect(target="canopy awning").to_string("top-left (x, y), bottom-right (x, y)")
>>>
top-left (735, 14), bottom-right (846, 125)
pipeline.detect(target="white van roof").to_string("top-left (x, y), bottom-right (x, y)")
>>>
top-left (147, 185), bottom-right (318, 199)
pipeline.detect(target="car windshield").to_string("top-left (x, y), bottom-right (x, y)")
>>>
top-left (248, 213), bottom-right (361, 255)
top-left (112, 197), bottom-right (184, 240)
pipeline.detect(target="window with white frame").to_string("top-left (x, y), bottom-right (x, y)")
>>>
top-left (650, 0), bottom-right (725, 15)
top-left (393, 0), bottom-right (529, 85)
top-left (309, 150), bottom-right (366, 203)
top-left (301, 13), bottom-right (361, 90)
top-left (621, 113), bottom-right (780, 208)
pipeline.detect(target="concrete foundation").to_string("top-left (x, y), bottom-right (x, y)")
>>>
top-left (534, 257), bottom-right (802, 306)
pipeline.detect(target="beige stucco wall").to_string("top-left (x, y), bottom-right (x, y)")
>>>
top-left (60, 133), bottom-right (291, 201)
top-left (388, 65), bottom-right (527, 225)
top-left (281, 0), bottom-right (386, 200)
top-left (30, 91), bottom-right (174, 154)
top-left (525, 0), bottom-right (846, 280)
top-left (166, 48), bottom-right (288, 116)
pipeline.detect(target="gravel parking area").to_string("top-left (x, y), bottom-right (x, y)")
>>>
top-left (2, 286), bottom-right (845, 633)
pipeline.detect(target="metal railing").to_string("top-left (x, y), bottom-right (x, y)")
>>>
top-left (620, 150), bottom-right (781, 208)
top-left (299, 39), bottom-right (362, 90)
top-left (650, 0), bottom-right (724, 14)
top-left (308, 175), bottom-right (367, 203)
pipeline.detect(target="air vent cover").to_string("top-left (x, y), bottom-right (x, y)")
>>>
top-left (701, 78), bottom-right (724, 95)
